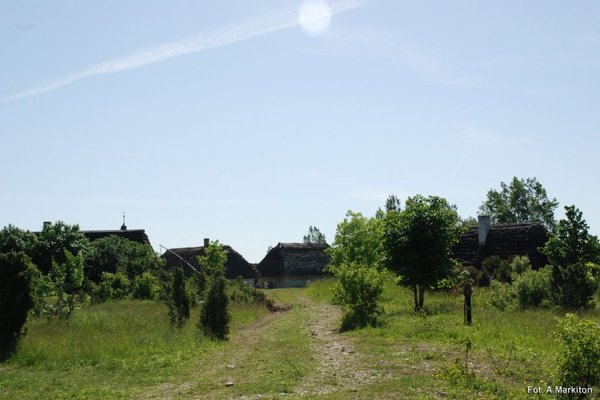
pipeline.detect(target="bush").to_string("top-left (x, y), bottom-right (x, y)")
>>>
top-left (513, 266), bottom-right (552, 308)
top-left (553, 314), bottom-right (600, 397)
top-left (482, 256), bottom-right (513, 284)
top-left (198, 242), bottom-right (230, 339)
top-left (489, 281), bottom-right (516, 311)
top-left (132, 272), bottom-right (161, 300)
top-left (0, 252), bottom-right (36, 361)
top-left (228, 276), bottom-right (266, 304)
top-left (510, 255), bottom-right (531, 275)
top-left (165, 267), bottom-right (190, 328)
top-left (97, 272), bottom-right (130, 302)
top-left (332, 262), bottom-right (387, 330)
top-left (551, 262), bottom-right (598, 309)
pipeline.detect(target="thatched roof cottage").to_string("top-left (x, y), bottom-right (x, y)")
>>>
top-left (162, 238), bottom-right (258, 279)
top-left (453, 216), bottom-right (548, 269)
top-left (257, 243), bottom-right (330, 287)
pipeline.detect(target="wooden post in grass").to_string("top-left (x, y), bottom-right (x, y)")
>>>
top-left (463, 283), bottom-right (472, 325)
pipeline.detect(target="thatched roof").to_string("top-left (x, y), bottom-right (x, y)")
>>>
top-left (257, 242), bottom-right (331, 277)
top-left (162, 245), bottom-right (258, 279)
top-left (453, 223), bottom-right (548, 269)
top-left (82, 229), bottom-right (150, 246)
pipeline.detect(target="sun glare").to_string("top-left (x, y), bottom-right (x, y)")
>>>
top-left (299, 0), bottom-right (333, 35)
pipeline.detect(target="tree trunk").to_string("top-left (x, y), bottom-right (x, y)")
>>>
top-left (418, 285), bottom-right (425, 310)
top-left (412, 285), bottom-right (418, 311)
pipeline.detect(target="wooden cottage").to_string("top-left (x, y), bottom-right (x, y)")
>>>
top-left (162, 238), bottom-right (258, 280)
top-left (453, 216), bottom-right (549, 269)
top-left (257, 242), bottom-right (330, 287)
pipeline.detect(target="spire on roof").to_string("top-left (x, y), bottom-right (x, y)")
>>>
top-left (121, 212), bottom-right (127, 231)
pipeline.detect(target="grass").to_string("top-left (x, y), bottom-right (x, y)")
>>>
top-left (2, 281), bottom-right (600, 399)
top-left (0, 300), bottom-right (268, 399)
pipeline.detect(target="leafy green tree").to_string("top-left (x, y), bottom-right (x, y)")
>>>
top-left (97, 272), bottom-right (130, 301)
top-left (33, 221), bottom-right (90, 274)
top-left (303, 225), bottom-right (327, 244)
top-left (332, 262), bottom-right (388, 330)
top-left (384, 195), bottom-right (461, 311)
top-left (85, 235), bottom-right (163, 282)
top-left (33, 251), bottom-right (88, 321)
top-left (198, 241), bottom-right (230, 340)
top-left (165, 267), bottom-right (190, 328)
top-left (479, 177), bottom-right (559, 230)
top-left (0, 225), bottom-right (37, 255)
top-left (0, 252), bottom-right (36, 361)
top-left (327, 211), bottom-right (384, 271)
top-left (542, 205), bottom-right (600, 308)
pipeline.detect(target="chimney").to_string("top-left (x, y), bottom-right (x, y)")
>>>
top-left (43, 221), bottom-right (51, 229)
top-left (203, 238), bottom-right (210, 247)
top-left (478, 215), bottom-right (491, 247)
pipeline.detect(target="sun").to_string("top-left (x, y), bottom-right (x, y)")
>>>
top-left (299, 0), bottom-right (333, 35)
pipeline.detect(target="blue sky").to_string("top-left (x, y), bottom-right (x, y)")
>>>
top-left (1, 1), bottom-right (599, 263)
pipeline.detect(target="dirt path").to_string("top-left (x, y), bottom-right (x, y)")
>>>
top-left (138, 290), bottom-right (374, 399)
top-left (294, 299), bottom-right (374, 396)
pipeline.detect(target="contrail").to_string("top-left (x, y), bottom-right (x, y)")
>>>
top-left (449, 149), bottom-right (470, 182)
top-left (2, 0), bottom-right (363, 103)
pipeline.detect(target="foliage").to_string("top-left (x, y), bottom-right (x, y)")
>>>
top-left (489, 281), bottom-right (516, 311)
top-left (302, 225), bottom-right (327, 244)
top-left (542, 205), bottom-right (600, 308)
top-left (97, 272), bottom-right (131, 302)
top-left (553, 314), bottom-right (600, 396)
top-left (198, 241), bottom-right (231, 339)
top-left (33, 221), bottom-right (91, 274)
top-left (383, 195), bottom-right (462, 310)
top-left (165, 267), bottom-right (190, 328)
top-left (327, 210), bottom-right (384, 272)
top-left (481, 256), bottom-right (513, 284)
top-left (86, 235), bottom-right (163, 282)
top-left (510, 255), bottom-right (532, 275)
top-left (36, 251), bottom-right (89, 321)
top-left (0, 225), bottom-right (37, 255)
top-left (0, 252), bottom-right (36, 361)
top-left (332, 262), bottom-right (387, 330)
top-left (458, 216), bottom-right (478, 230)
top-left (479, 177), bottom-right (559, 230)
top-left (132, 272), bottom-right (161, 300)
top-left (228, 276), bottom-right (266, 304)
top-left (512, 266), bottom-right (552, 308)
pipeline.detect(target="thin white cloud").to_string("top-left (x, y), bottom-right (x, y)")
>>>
top-left (2, 0), bottom-right (364, 103)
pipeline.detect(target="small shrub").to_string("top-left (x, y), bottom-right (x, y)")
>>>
top-left (489, 281), bottom-right (516, 311)
top-left (228, 276), bottom-right (266, 304)
top-left (553, 313), bottom-right (600, 397)
top-left (513, 266), bottom-right (552, 308)
top-left (165, 267), bottom-right (190, 328)
top-left (0, 252), bottom-right (36, 361)
top-left (132, 272), bottom-right (161, 300)
top-left (510, 255), bottom-right (531, 275)
top-left (482, 256), bottom-right (512, 283)
top-left (332, 262), bottom-right (387, 330)
top-left (98, 272), bottom-right (130, 301)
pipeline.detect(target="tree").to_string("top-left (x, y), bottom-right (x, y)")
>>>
top-left (479, 177), bottom-right (559, 230)
top-left (542, 205), bottom-right (600, 308)
top-left (85, 235), bottom-right (163, 282)
top-left (198, 241), bottom-right (230, 340)
top-left (165, 267), bottom-right (190, 328)
top-left (0, 225), bottom-right (37, 255)
top-left (327, 211), bottom-right (384, 271)
top-left (33, 221), bottom-right (90, 274)
top-left (0, 252), bottom-right (36, 361)
top-left (384, 195), bottom-right (461, 311)
top-left (303, 226), bottom-right (327, 244)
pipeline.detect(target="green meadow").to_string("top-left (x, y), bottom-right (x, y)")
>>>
top-left (2, 279), bottom-right (599, 399)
